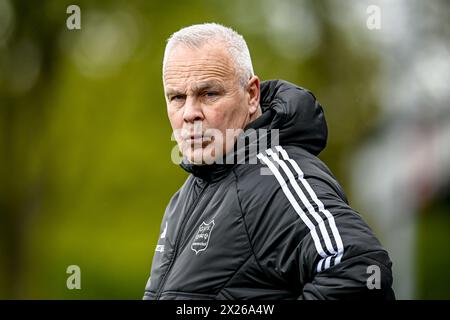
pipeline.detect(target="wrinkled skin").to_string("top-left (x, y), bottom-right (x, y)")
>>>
top-left (163, 41), bottom-right (261, 164)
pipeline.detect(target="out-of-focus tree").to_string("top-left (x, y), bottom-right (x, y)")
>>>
top-left (2, 0), bottom-right (446, 299)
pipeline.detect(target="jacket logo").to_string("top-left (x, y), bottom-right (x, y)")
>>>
top-left (191, 220), bottom-right (215, 255)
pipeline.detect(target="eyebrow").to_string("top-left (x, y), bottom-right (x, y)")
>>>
top-left (165, 81), bottom-right (225, 98)
top-left (191, 81), bottom-right (225, 92)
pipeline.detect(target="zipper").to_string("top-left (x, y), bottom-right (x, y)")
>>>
top-left (154, 179), bottom-right (209, 299)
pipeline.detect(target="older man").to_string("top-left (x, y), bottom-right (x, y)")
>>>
top-left (144, 23), bottom-right (395, 300)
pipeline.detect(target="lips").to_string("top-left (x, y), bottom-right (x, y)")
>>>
top-left (184, 135), bottom-right (213, 145)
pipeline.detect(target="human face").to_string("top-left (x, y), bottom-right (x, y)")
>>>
top-left (164, 42), bottom-right (260, 165)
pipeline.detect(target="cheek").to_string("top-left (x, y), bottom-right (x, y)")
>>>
top-left (223, 102), bottom-right (247, 128)
top-left (209, 98), bottom-right (245, 128)
top-left (167, 107), bottom-right (183, 129)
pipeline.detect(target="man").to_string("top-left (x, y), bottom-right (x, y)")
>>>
top-left (144, 23), bottom-right (395, 300)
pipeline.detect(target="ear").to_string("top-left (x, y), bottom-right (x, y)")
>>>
top-left (246, 75), bottom-right (260, 115)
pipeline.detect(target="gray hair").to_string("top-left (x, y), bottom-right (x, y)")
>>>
top-left (162, 23), bottom-right (254, 87)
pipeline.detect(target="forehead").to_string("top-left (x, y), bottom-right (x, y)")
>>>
top-left (163, 43), bottom-right (237, 90)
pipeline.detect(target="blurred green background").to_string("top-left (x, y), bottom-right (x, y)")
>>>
top-left (1, 0), bottom-right (449, 299)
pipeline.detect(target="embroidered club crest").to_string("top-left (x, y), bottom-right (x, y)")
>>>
top-left (191, 220), bottom-right (215, 255)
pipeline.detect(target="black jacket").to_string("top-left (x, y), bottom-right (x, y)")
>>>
top-left (144, 80), bottom-right (395, 300)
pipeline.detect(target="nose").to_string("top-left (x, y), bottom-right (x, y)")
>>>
top-left (183, 96), bottom-right (204, 123)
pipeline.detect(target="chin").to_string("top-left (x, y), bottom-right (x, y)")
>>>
top-left (184, 146), bottom-right (219, 165)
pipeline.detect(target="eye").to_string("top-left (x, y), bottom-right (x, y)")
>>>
top-left (204, 91), bottom-right (219, 98)
top-left (170, 95), bottom-right (186, 102)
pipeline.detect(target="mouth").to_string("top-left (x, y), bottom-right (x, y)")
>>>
top-left (183, 134), bottom-right (213, 146)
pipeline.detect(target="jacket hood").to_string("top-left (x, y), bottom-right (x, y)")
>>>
top-left (180, 79), bottom-right (328, 180)
top-left (251, 79), bottom-right (327, 156)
